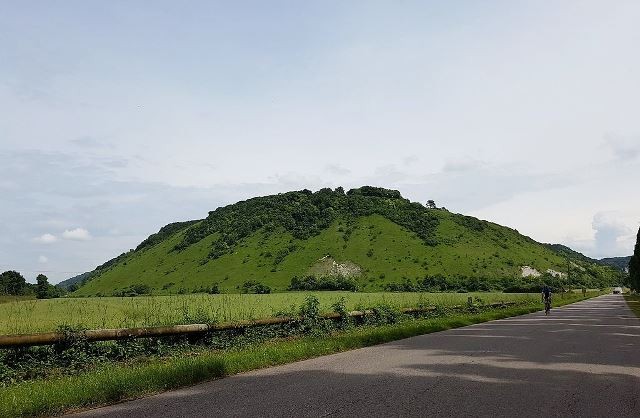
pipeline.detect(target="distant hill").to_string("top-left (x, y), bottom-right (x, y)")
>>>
top-left (542, 244), bottom-right (599, 264)
top-left (72, 187), bottom-right (623, 296)
top-left (543, 244), bottom-right (631, 272)
top-left (56, 272), bottom-right (92, 290)
top-left (598, 256), bottom-right (632, 272)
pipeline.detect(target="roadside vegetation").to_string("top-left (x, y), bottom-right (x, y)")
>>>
top-left (628, 227), bottom-right (640, 292)
top-left (0, 291), bottom-right (599, 417)
top-left (624, 294), bottom-right (640, 318)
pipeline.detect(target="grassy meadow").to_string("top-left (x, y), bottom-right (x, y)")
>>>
top-left (0, 291), bottom-right (538, 335)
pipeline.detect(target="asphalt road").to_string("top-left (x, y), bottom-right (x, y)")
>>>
top-left (74, 295), bottom-right (640, 417)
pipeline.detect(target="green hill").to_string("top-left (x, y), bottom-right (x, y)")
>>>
top-left (598, 256), bottom-right (632, 272)
top-left (56, 272), bottom-right (91, 290)
top-left (73, 187), bottom-right (623, 296)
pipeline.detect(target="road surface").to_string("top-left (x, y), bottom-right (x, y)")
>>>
top-left (74, 295), bottom-right (640, 417)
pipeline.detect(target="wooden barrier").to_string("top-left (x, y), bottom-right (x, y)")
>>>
top-left (0, 302), bottom-right (515, 348)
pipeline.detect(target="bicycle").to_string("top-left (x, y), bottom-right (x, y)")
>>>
top-left (544, 297), bottom-right (551, 315)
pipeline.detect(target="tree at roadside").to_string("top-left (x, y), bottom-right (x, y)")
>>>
top-left (629, 227), bottom-right (640, 292)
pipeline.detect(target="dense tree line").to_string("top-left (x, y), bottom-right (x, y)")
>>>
top-left (289, 275), bottom-right (359, 291)
top-left (135, 220), bottom-right (200, 251)
top-left (0, 271), bottom-right (64, 298)
top-left (384, 271), bottom-right (616, 293)
top-left (451, 215), bottom-right (488, 232)
top-left (629, 227), bottom-right (640, 291)
top-left (174, 187), bottom-right (440, 262)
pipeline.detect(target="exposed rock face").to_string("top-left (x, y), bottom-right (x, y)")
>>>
top-left (546, 269), bottom-right (566, 278)
top-left (521, 266), bottom-right (541, 278)
top-left (309, 255), bottom-right (362, 278)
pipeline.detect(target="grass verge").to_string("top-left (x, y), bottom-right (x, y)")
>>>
top-left (624, 294), bottom-right (640, 318)
top-left (0, 294), bottom-right (596, 417)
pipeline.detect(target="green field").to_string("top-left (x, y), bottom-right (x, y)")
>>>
top-left (0, 292), bottom-right (538, 335)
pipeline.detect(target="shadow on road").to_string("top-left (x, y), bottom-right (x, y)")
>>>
top-left (76, 295), bottom-right (640, 418)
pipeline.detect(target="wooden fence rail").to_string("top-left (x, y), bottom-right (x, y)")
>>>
top-left (0, 301), bottom-right (516, 348)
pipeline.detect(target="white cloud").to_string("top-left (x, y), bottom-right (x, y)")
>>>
top-left (605, 134), bottom-right (640, 162)
top-left (402, 156), bottom-right (419, 166)
top-left (33, 233), bottom-right (58, 244)
top-left (592, 212), bottom-right (633, 257)
top-left (324, 164), bottom-right (351, 176)
top-left (0, 179), bottom-right (18, 190)
top-left (372, 165), bottom-right (408, 183)
top-left (38, 255), bottom-right (48, 263)
top-left (442, 159), bottom-right (485, 173)
top-left (62, 228), bottom-right (91, 241)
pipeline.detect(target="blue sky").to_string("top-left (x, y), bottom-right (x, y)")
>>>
top-left (1, 1), bottom-right (639, 282)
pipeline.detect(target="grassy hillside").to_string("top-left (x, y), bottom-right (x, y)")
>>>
top-left (74, 187), bottom-right (622, 296)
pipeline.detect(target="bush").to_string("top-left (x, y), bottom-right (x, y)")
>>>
top-left (208, 283), bottom-right (220, 294)
top-left (241, 281), bottom-right (271, 294)
top-left (112, 284), bottom-right (152, 297)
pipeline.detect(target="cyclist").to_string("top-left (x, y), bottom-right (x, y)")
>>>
top-left (541, 284), bottom-right (552, 315)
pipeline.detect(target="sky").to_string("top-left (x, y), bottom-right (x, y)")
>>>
top-left (1, 1), bottom-right (639, 283)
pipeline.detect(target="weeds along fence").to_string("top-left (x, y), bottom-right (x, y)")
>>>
top-left (0, 301), bottom-right (516, 349)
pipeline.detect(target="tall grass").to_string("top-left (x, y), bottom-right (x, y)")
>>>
top-left (0, 292), bottom-right (537, 335)
top-left (0, 296), bottom-right (32, 305)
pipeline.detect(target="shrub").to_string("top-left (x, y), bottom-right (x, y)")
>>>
top-left (208, 283), bottom-right (220, 294)
top-left (112, 284), bottom-right (152, 297)
top-left (241, 281), bottom-right (271, 294)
